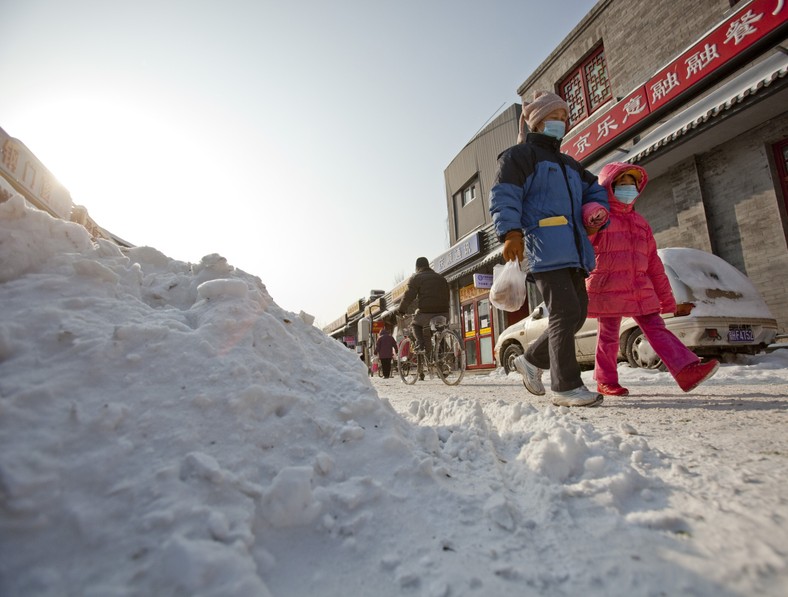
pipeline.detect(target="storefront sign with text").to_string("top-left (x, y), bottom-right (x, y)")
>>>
top-left (432, 232), bottom-right (481, 274)
top-left (561, 0), bottom-right (787, 163)
top-left (473, 273), bottom-right (493, 289)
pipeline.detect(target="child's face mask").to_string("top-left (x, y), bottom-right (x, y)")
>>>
top-left (614, 185), bottom-right (639, 203)
top-left (541, 120), bottom-right (566, 140)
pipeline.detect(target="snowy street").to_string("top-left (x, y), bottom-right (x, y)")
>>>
top-left (373, 365), bottom-right (788, 595)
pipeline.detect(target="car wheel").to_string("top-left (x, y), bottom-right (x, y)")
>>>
top-left (625, 328), bottom-right (663, 369)
top-left (502, 343), bottom-right (524, 374)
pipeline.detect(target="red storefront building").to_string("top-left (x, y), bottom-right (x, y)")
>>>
top-left (326, 0), bottom-right (788, 369)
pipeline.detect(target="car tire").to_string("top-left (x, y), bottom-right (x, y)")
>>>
top-left (502, 343), bottom-right (524, 374)
top-left (625, 328), bottom-right (663, 369)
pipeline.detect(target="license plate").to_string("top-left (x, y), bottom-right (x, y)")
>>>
top-left (728, 328), bottom-right (754, 343)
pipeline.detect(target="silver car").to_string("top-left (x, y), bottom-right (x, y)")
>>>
top-left (494, 248), bottom-right (779, 372)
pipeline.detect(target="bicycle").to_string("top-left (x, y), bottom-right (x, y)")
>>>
top-left (397, 315), bottom-right (466, 386)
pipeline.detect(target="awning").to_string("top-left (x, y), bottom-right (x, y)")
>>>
top-left (446, 247), bottom-right (503, 283)
top-left (377, 308), bottom-right (400, 320)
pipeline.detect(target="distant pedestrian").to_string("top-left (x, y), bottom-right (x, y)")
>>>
top-left (374, 328), bottom-right (399, 378)
top-left (587, 162), bottom-right (719, 396)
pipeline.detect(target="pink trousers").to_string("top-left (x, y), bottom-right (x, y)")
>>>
top-left (594, 312), bottom-right (699, 383)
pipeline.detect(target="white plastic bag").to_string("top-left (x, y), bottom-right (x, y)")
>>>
top-left (489, 259), bottom-right (527, 311)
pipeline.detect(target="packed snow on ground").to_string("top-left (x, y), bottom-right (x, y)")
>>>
top-left (1, 193), bottom-right (787, 597)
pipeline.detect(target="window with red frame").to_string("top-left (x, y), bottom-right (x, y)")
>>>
top-left (558, 45), bottom-right (612, 129)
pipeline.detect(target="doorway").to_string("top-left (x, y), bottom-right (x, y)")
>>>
top-left (461, 296), bottom-right (495, 370)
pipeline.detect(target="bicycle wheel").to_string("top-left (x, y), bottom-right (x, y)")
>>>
top-left (398, 338), bottom-right (420, 385)
top-left (434, 331), bottom-right (465, 385)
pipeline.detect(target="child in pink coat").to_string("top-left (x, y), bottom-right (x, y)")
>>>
top-left (586, 162), bottom-right (719, 396)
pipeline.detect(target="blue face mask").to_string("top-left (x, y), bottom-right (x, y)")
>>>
top-left (614, 184), bottom-right (639, 204)
top-left (541, 120), bottom-right (566, 140)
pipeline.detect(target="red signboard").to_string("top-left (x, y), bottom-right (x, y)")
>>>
top-left (562, 85), bottom-right (650, 161)
top-left (561, 0), bottom-right (788, 163)
top-left (648, 0), bottom-right (787, 110)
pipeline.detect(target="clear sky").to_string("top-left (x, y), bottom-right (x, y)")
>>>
top-left (0, 0), bottom-right (597, 327)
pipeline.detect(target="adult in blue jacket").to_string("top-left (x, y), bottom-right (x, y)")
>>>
top-left (489, 91), bottom-right (609, 408)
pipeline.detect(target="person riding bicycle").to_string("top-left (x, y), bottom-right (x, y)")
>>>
top-left (397, 257), bottom-right (450, 354)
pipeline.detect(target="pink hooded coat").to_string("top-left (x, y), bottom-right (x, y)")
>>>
top-left (586, 162), bottom-right (676, 318)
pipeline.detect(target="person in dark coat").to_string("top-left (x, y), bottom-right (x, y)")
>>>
top-left (374, 328), bottom-right (399, 378)
top-left (397, 257), bottom-right (450, 352)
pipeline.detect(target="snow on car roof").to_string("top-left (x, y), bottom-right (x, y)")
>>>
top-left (658, 247), bottom-right (774, 319)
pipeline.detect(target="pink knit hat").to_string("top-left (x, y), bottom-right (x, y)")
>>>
top-left (522, 91), bottom-right (569, 132)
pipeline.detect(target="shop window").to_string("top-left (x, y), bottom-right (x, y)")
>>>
top-left (558, 45), bottom-right (612, 129)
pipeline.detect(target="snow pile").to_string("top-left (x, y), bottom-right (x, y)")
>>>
top-left (1, 194), bottom-right (785, 596)
top-left (0, 195), bottom-right (416, 594)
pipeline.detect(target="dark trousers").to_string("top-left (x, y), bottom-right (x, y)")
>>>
top-left (525, 268), bottom-right (588, 392)
top-left (412, 311), bottom-right (449, 351)
top-left (380, 357), bottom-right (393, 378)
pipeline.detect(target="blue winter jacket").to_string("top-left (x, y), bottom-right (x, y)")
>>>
top-left (489, 132), bottom-right (609, 274)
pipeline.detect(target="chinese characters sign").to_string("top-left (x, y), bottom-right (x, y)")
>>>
top-left (323, 314), bottom-right (348, 333)
top-left (563, 85), bottom-right (650, 160)
top-left (648, 0), bottom-right (785, 110)
top-left (473, 273), bottom-right (493, 289)
top-left (390, 279), bottom-right (409, 302)
top-left (346, 299), bottom-right (363, 318)
top-left (1, 128), bottom-right (72, 218)
top-left (432, 232), bottom-right (481, 274)
top-left (365, 297), bottom-right (385, 317)
top-left (561, 0), bottom-right (787, 162)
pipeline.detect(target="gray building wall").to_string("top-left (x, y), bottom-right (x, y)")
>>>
top-left (607, 116), bottom-right (788, 330)
top-left (635, 114), bottom-right (788, 328)
top-left (696, 113), bottom-right (788, 325)
top-left (444, 104), bottom-right (521, 245)
top-left (518, 0), bottom-right (734, 104)
top-left (637, 157), bottom-right (714, 252)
